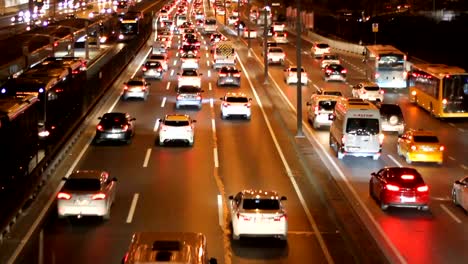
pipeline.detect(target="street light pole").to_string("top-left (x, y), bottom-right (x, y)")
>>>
top-left (223, 0), bottom-right (227, 25)
top-left (262, 2), bottom-right (268, 84)
top-left (247, 0), bottom-right (252, 56)
top-left (295, 0), bottom-right (303, 137)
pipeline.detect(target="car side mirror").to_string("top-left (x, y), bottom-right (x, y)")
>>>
top-left (228, 195), bottom-right (234, 200)
top-left (98, 116), bottom-right (102, 120)
top-left (112, 177), bottom-right (117, 181)
top-left (306, 102), bottom-right (311, 106)
top-left (220, 97), bottom-right (223, 100)
top-left (455, 180), bottom-right (461, 184)
top-left (131, 118), bottom-right (136, 121)
top-left (280, 196), bottom-right (287, 201)
top-left (249, 98), bottom-right (252, 101)
top-left (371, 172), bottom-right (376, 177)
top-left (177, 73), bottom-right (180, 75)
top-left (201, 90), bottom-right (205, 92)
top-left (192, 120), bottom-right (197, 123)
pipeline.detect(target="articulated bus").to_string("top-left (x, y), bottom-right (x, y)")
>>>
top-left (407, 63), bottom-right (468, 118)
top-left (364, 45), bottom-right (408, 89)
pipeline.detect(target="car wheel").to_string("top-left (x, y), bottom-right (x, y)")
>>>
top-left (372, 154), bottom-right (379, 161)
top-left (405, 154), bottom-right (412, 164)
top-left (369, 180), bottom-right (375, 200)
top-left (313, 120), bottom-right (320, 130)
top-left (380, 197), bottom-right (389, 210)
top-left (188, 140), bottom-right (194, 147)
top-left (221, 113), bottom-right (227, 120)
top-left (159, 139), bottom-right (164, 146)
top-left (245, 115), bottom-right (251, 120)
top-left (452, 190), bottom-right (459, 205)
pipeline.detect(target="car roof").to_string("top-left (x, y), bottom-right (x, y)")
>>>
top-left (311, 94), bottom-right (341, 101)
top-left (68, 170), bottom-right (106, 179)
top-left (220, 66), bottom-right (238, 71)
top-left (164, 114), bottom-right (191, 121)
top-left (225, 92), bottom-right (247, 98)
top-left (241, 189), bottom-right (281, 199)
top-left (407, 129), bottom-right (437, 136)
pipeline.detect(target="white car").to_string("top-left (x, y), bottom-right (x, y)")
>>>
top-left (178, 69), bottom-right (202, 88)
top-left (272, 21), bottom-right (285, 32)
top-left (228, 189), bottom-right (288, 240)
top-left (158, 114), bottom-right (196, 146)
top-left (243, 28), bottom-right (257, 38)
top-left (266, 47), bottom-right (286, 65)
top-left (320, 53), bottom-right (340, 69)
top-left (273, 31), bottom-right (288, 44)
top-left (220, 92), bottom-right (252, 120)
top-left (57, 170), bottom-right (117, 220)
top-left (452, 176), bottom-right (468, 212)
top-left (352, 81), bottom-right (384, 102)
top-left (284, 66), bottom-right (308, 85)
top-left (180, 52), bottom-right (199, 70)
top-left (147, 54), bottom-right (168, 71)
top-left (227, 15), bottom-right (239, 25)
top-left (311, 42), bottom-right (331, 58)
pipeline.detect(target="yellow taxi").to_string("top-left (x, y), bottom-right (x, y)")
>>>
top-left (397, 129), bottom-right (444, 164)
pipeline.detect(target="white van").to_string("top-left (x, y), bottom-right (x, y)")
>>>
top-left (176, 14), bottom-right (187, 27)
top-left (329, 98), bottom-right (384, 160)
top-left (122, 232), bottom-right (217, 264)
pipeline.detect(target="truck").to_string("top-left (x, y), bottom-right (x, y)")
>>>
top-left (118, 11), bottom-right (142, 41)
top-left (212, 41), bottom-right (236, 69)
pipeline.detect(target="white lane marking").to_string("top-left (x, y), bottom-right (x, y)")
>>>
top-left (458, 128), bottom-right (465, 132)
top-left (161, 97), bottom-right (167, 107)
top-left (387, 155), bottom-right (403, 167)
top-left (207, 61), bottom-right (210, 67)
top-left (217, 194), bottom-right (223, 227)
top-left (448, 156), bottom-right (455, 161)
top-left (173, 60), bottom-right (177, 66)
top-left (131, 48), bottom-right (152, 78)
top-left (210, 98), bottom-right (214, 108)
top-left (237, 54), bottom-right (335, 264)
top-left (209, 82), bottom-right (212, 91)
top-left (170, 69), bottom-right (175, 76)
top-left (461, 164), bottom-right (468, 170)
top-left (208, 70), bottom-right (211, 78)
top-left (143, 148), bottom-right (151, 168)
top-left (313, 84), bottom-right (320, 91)
top-left (153, 119), bottom-right (160, 132)
top-left (211, 118), bottom-right (217, 135)
top-left (248, 53), bottom-right (409, 264)
top-left (449, 123), bottom-right (455, 127)
top-left (205, 46), bottom-right (209, 51)
top-left (213, 147), bottom-right (219, 168)
top-left (206, 53), bottom-right (209, 58)
top-left (440, 204), bottom-right (462, 224)
top-left (166, 82), bottom-right (171, 90)
top-left (126, 193), bottom-right (139, 223)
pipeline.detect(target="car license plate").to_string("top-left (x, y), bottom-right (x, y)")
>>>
top-left (107, 134), bottom-right (120, 139)
top-left (401, 196), bottom-right (416, 203)
top-left (225, 79), bottom-right (233, 82)
top-left (75, 200), bottom-right (89, 205)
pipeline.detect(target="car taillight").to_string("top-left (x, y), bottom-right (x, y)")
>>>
top-left (124, 85), bottom-right (128, 90)
top-left (284, 33), bottom-right (287, 37)
top-left (385, 184), bottom-right (400, 191)
top-left (379, 90), bottom-right (385, 94)
top-left (158, 67), bottom-right (163, 71)
top-left (375, 73), bottom-right (380, 79)
top-left (219, 73), bottom-right (227, 77)
top-left (341, 69), bottom-right (347, 74)
top-left (411, 145), bottom-right (417, 151)
top-left (274, 214), bottom-right (287, 221)
top-left (417, 185), bottom-right (429, 192)
top-left (92, 193), bottom-right (106, 200)
top-left (244, 103), bottom-right (251, 108)
top-left (222, 102), bottom-right (230, 107)
top-left (439, 145), bottom-right (445, 151)
top-left (196, 95), bottom-right (202, 100)
top-left (177, 94), bottom-right (183, 100)
top-left (96, 124), bottom-right (104, 131)
top-left (233, 73), bottom-right (241, 77)
top-left (237, 213), bottom-right (251, 221)
top-left (57, 192), bottom-right (72, 200)
top-left (122, 124), bottom-right (129, 131)
top-left (326, 69), bottom-right (332, 73)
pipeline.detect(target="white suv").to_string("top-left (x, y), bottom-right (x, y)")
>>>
top-left (158, 114), bottom-right (196, 146)
top-left (266, 47), bottom-right (286, 65)
top-left (311, 42), bottom-right (330, 58)
top-left (220, 92), bottom-right (252, 120)
top-left (228, 189), bottom-right (288, 240)
top-left (352, 82), bottom-right (384, 102)
top-left (178, 69), bottom-right (202, 88)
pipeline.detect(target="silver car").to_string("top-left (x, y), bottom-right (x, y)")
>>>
top-left (452, 176), bottom-right (468, 212)
top-left (57, 170), bottom-right (117, 220)
top-left (217, 66), bottom-right (241, 87)
top-left (176, 85), bottom-right (204, 109)
top-left (122, 78), bottom-right (150, 100)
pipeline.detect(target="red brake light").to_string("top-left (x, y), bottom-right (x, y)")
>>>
top-left (244, 103), bottom-right (251, 108)
top-left (341, 69), bottom-right (347, 74)
top-left (411, 145), bottom-right (417, 151)
top-left (417, 185), bottom-right (429, 192)
top-left (96, 124), bottom-right (104, 131)
top-left (274, 214), bottom-right (287, 221)
top-left (439, 145), bottom-right (445, 151)
top-left (380, 90), bottom-right (385, 94)
top-left (124, 85), bottom-right (128, 90)
top-left (222, 102), bottom-right (230, 107)
top-left (57, 192), bottom-right (71, 200)
top-left (92, 193), bottom-right (106, 200)
top-left (386, 184), bottom-right (400, 191)
top-left (401, 174), bottom-right (414, 180)
top-left (237, 213), bottom-right (251, 221)
top-left (142, 66), bottom-right (147, 71)
top-left (219, 73), bottom-right (227, 77)
top-left (326, 69), bottom-right (332, 73)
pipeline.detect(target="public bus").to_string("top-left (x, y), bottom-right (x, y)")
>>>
top-left (407, 63), bottom-right (468, 118)
top-left (364, 45), bottom-right (408, 89)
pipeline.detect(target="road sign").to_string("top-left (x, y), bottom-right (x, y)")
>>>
top-left (372, 23), bottom-right (379, 32)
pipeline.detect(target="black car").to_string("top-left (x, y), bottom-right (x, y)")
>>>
top-left (323, 63), bottom-right (347, 82)
top-left (179, 44), bottom-right (198, 55)
top-left (94, 112), bottom-right (136, 144)
top-left (217, 66), bottom-right (241, 87)
top-left (377, 103), bottom-right (406, 135)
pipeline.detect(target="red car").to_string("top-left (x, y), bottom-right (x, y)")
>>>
top-left (369, 167), bottom-right (429, 211)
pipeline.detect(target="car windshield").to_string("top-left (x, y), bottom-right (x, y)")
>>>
top-left (364, 86), bottom-right (380, 91)
top-left (318, 100), bottom-right (337, 111)
top-left (127, 81), bottom-right (144, 86)
top-left (386, 168), bottom-right (425, 187)
top-left (205, 19), bottom-right (216, 25)
top-left (242, 198), bottom-right (280, 210)
top-left (269, 48), bottom-right (283, 53)
top-left (164, 120), bottom-right (190, 126)
top-left (150, 55), bottom-right (165, 60)
top-left (101, 113), bottom-right (126, 123)
top-left (317, 43), bottom-right (329, 49)
top-left (346, 118), bottom-right (380, 135)
top-left (379, 104), bottom-right (402, 115)
top-left (182, 71), bottom-right (198, 76)
top-left (323, 91), bottom-right (343, 96)
top-left (413, 135), bottom-right (439, 143)
top-left (324, 54), bottom-right (339, 60)
top-left (328, 65), bottom-right (343, 70)
top-left (64, 178), bottom-right (101, 191)
top-left (226, 97), bottom-right (248, 103)
top-left (178, 86), bottom-right (201, 93)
